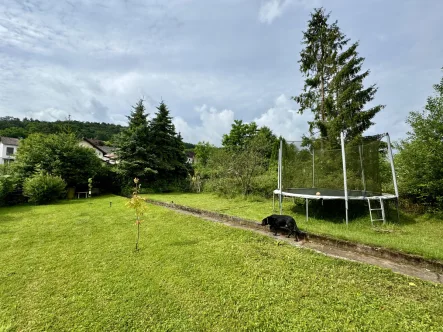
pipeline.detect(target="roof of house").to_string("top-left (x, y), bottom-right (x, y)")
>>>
top-left (0, 137), bottom-right (19, 146)
top-left (186, 151), bottom-right (195, 158)
top-left (82, 138), bottom-right (116, 155)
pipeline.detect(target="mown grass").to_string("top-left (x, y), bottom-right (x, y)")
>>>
top-left (1, 195), bottom-right (443, 331)
top-left (145, 193), bottom-right (443, 261)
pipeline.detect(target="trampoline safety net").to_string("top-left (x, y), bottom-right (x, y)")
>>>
top-left (281, 137), bottom-right (383, 196)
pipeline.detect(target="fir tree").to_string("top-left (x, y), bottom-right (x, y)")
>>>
top-left (127, 99), bottom-right (148, 131)
top-left (149, 101), bottom-right (188, 188)
top-left (294, 8), bottom-right (383, 144)
top-left (294, 8), bottom-right (347, 138)
top-left (116, 99), bottom-right (157, 184)
top-left (328, 42), bottom-right (384, 143)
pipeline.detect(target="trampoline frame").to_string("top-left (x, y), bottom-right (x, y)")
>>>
top-left (275, 132), bottom-right (399, 225)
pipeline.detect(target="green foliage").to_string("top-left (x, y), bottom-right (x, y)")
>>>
top-left (222, 120), bottom-right (258, 151)
top-left (0, 165), bottom-right (23, 206)
top-left (294, 7), bottom-right (383, 144)
top-left (115, 100), bottom-right (188, 192)
top-left (126, 99), bottom-right (148, 130)
top-left (194, 141), bottom-right (216, 168)
top-left (148, 102), bottom-right (189, 188)
top-left (0, 175), bottom-right (16, 206)
top-left (126, 178), bottom-right (148, 250)
top-left (14, 132), bottom-right (103, 187)
top-left (206, 132), bottom-right (277, 196)
top-left (395, 71), bottom-right (443, 209)
top-left (23, 173), bottom-right (66, 205)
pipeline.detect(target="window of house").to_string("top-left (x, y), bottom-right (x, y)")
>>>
top-left (6, 147), bottom-right (14, 156)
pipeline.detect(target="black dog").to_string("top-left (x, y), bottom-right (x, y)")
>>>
top-left (261, 214), bottom-right (306, 241)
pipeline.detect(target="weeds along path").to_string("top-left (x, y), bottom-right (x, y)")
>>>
top-left (145, 199), bottom-right (443, 284)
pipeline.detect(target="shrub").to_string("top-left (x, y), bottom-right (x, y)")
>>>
top-left (23, 173), bottom-right (66, 205)
top-left (0, 175), bottom-right (17, 206)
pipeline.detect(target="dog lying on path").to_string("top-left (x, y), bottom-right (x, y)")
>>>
top-left (261, 214), bottom-right (307, 241)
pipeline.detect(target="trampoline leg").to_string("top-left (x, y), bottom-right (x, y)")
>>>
top-left (306, 198), bottom-right (308, 222)
top-left (396, 198), bottom-right (400, 222)
top-left (272, 194), bottom-right (275, 212)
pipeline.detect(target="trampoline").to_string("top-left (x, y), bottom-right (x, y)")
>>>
top-left (274, 132), bottom-right (399, 225)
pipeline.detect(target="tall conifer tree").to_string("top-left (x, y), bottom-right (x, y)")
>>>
top-left (294, 8), bottom-right (383, 144)
top-left (116, 99), bottom-right (157, 184)
top-left (149, 101), bottom-right (188, 187)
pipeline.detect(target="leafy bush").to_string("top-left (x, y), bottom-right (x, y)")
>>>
top-left (0, 165), bottom-right (24, 206)
top-left (0, 175), bottom-right (17, 206)
top-left (395, 72), bottom-right (443, 210)
top-left (23, 173), bottom-right (66, 205)
top-left (249, 172), bottom-right (277, 198)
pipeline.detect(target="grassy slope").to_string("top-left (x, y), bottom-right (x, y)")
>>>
top-left (144, 193), bottom-right (443, 261)
top-left (0, 195), bottom-right (442, 331)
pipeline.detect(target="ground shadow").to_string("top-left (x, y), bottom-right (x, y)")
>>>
top-left (287, 198), bottom-right (418, 225)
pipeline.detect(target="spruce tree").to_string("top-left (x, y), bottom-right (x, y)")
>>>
top-left (294, 8), bottom-right (347, 138)
top-left (115, 99), bottom-right (157, 185)
top-left (294, 7), bottom-right (383, 144)
top-left (127, 99), bottom-right (148, 131)
top-left (328, 42), bottom-right (384, 143)
top-left (149, 101), bottom-right (188, 188)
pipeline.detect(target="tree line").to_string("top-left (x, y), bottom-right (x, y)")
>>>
top-left (0, 117), bottom-right (124, 141)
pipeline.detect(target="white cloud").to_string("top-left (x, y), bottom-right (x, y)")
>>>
top-left (173, 94), bottom-right (311, 145)
top-left (173, 105), bottom-right (234, 145)
top-left (258, 0), bottom-right (320, 24)
top-left (26, 107), bottom-right (70, 122)
top-left (259, 0), bottom-right (290, 24)
top-left (254, 94), bottom-right (311, 141)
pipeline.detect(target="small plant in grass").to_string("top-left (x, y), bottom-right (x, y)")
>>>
top-left (126, 177), bottom-right (148, 250)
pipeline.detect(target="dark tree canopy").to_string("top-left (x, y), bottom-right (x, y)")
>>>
top-left (149, 101), bottom-right (188, 184)
top-left (115, 100), bottom-right (157, 184)
top-left (115, 100), bottom-right (188, 190)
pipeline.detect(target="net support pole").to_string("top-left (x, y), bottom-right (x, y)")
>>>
top-left (279, 139), bottom-right (283, 215)
top-left (386, 133), bottom-right (399, 198)
top-left (340, 132), bottom-right (349, 226)
top-left (306, 198), bottom-right (309, 222)
top-left (272, 193), bottom-right (275, 212)
top-left (312, 149), bottom-right (315, 188)
top-left (358, 145), bottom-right (366, 193)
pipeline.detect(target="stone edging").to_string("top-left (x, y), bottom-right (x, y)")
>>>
top-left (145, 198), bottom-right (443, 274)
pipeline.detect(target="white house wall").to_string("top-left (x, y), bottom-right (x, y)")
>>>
top-left (79, 141), bottom-right (105, 159)
top-left (0, 143), bottom-right (17, 164)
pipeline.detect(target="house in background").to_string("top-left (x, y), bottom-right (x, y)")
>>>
top-left (0, 136), bottom-right (19, 165)
top-left (186, 151), bottom-right (195, 164)
top-left (79, 138), bottom-right (118, 164)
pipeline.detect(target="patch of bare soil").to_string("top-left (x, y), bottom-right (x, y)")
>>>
top-left (147, 199), bottom-right (443, 284)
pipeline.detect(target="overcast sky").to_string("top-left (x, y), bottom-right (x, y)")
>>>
top-left (0, 0), bottom-right (442, 145)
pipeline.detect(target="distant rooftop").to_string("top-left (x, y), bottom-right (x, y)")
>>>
top-left (82, 138), bottom-right (115, 155)
top-left (0, 137), bottom-right (19, 146)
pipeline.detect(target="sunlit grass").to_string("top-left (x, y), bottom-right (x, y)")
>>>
top-left (145, 192), bottom-right (443, 261)
top-left (1, 195), bottom-right (442, 331)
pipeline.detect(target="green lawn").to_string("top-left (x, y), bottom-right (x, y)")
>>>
top-left (144, 193), bottom-right (443, 262)
top-left (1, 195), bottom-right (443, 331)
